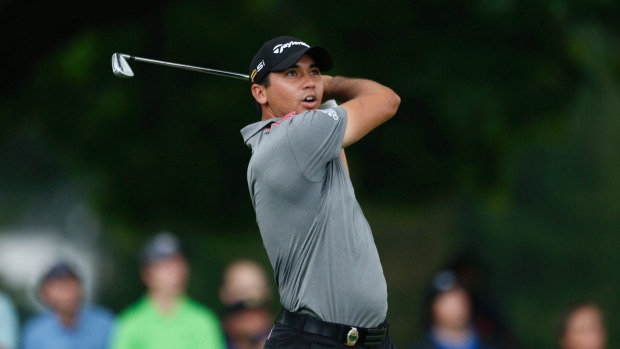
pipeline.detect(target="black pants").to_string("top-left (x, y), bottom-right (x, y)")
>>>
top-left (264, 322), bottom-right (397, 349)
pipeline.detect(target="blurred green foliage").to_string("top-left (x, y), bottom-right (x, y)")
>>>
top-left (1, 0), bottom-right (619, 348)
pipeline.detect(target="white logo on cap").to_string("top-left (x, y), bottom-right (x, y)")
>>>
top-left (256, 60), bottom-right (265, 72)
top-left (272, 41), bottom-right (309, 54)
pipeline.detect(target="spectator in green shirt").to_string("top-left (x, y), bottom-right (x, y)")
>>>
top-left (111, 232), bottom-right (226, 349)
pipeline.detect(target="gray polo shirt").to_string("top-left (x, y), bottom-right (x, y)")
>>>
top-left (241, 106), bottom-right (387, 327)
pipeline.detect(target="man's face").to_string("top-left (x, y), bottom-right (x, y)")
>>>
top-left (256, 54), bottom-right (324, 118)
top-left (219, 261), bottom-right (270, 306)
top-left (224, 307), bottom-right (273, 349)
top-left (40, 276), bottom-right (82, 315)
top-left (432, 287), bottom-right (471, 330)
top-left (560, 306), bottom-right (606, 349)
top-left (142, 254), bottom-right (189, 297)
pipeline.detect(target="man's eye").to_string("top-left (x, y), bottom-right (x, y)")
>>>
top-left (285, 70), bottom-right (298, 77)
top-left (311, 69), bottom-right (321, 75)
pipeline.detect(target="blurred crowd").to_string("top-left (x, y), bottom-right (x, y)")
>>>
top-left (0, 232), bottom-right (275, 349)
top-left (0, 234), bottom-right (609, 349)
top-left (407, 253), bottom-right (608, 349)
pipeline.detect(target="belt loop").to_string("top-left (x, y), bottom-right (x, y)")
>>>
top-left (297, 312), bottom-right (307, 334)
top-left (336, 324), bottom-right (347, 343)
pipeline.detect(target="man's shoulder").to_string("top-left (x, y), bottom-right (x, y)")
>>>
top-left (312, 107), bottom-right (344, 120)
top-left (295, 107), bottom-right (345, 122)
top-left (409, 335), bottom-right (435, 349)
top-left (241, 119), bottom-right (276, 144)
top-left (21, 313), bottom-right (57, 349)
top-left (287, 108), bottom-right (346, 136)
top-left (83, 304), bottom-right (116, 323)
top-left (115, 297), bottom-right (150, 324)
top-left (181, 297), bottom-right (218, 318)
top-left (22, 312), bottom-right (55, 335)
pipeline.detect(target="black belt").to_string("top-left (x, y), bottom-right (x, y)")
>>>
top-left (277, 309), bottom-right (388, 347)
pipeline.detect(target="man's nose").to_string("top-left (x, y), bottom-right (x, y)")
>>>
top-left (302, 73), bottom-right (316, 88)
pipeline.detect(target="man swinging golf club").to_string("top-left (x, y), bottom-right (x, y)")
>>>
top-left (241, 35), bottom-right (401, 348)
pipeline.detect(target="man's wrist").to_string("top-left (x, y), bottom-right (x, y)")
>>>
top-left (323, 75), bottom-right (348, 102)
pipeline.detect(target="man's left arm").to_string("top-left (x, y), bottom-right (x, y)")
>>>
top-left (322, 75), bottom-right (400, 148)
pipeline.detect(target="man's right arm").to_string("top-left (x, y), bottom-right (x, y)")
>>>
top-left (322, 76), bottom-right (400, 148)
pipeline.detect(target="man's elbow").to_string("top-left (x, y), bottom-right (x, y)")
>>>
top-left (385, 89), bottom-right (401, 119)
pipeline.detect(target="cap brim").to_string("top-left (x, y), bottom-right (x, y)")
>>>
top-left (141, 251), bottom-right (185, 266)
top-left (272, 46), bottom-right (333, 73)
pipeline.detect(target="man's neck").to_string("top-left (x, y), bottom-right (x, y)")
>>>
top-left (433, 325), bottom-right (473, 345)
top-left (57, 310), bottom-right (79, 328)
top-left (148, 291), bottom-right (182, 316)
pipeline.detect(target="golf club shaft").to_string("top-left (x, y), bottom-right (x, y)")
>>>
top-left (126, 54), bottom-right (249, 81)
top-left (113, 53), bottom-right (338, 108)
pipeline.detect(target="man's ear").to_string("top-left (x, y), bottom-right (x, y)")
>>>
top-left (251, 84), bottom-right (267, 105)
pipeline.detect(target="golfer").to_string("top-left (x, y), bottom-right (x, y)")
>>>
top-left (241, 35), bottom-right (400, 348)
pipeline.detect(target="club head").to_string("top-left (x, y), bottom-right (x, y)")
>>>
top-left (112, 53), bottom-right (134, 78)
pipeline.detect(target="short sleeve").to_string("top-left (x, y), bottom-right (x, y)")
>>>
top-left (286, 107), bottom-right (347, 182)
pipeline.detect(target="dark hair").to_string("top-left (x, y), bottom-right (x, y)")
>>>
top-left (261, 74), bottom-right (271, 88)
top-left (139, 232), bottom-right (187, 267)
top-left (39, 261), bottom-right (80, 288)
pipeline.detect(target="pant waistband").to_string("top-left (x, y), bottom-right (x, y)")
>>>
top-left (277, 309), bottom-right (388, 347)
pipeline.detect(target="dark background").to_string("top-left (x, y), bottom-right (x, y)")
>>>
top-left (1, 0), bottom-right (619, 348)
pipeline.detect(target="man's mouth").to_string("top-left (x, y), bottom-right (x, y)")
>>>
top-left (302, 96), bottom-right (318, 108)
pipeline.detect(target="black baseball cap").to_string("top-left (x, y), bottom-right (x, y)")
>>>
top-left (249, 35), bottom-right (333, 84)
top-left (39, 261), bottom-right (80, 287)
top-left (140, 232), bottom-right (185, 266)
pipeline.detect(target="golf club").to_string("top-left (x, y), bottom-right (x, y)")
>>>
top-left (112, 53), bottom-right (249, 80)
top-left (111, 52), bottom-right (339, 109)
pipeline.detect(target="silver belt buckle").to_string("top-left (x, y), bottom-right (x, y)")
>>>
top-left (345, 327), bottom-right (359, 346)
